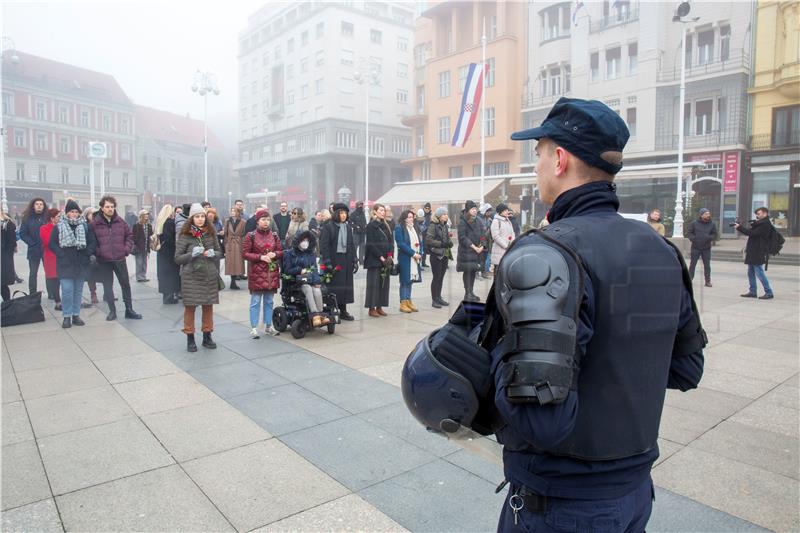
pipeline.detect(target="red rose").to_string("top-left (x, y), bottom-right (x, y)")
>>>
top-left (319, 264), bottom-right (326, 270)
top-left (449, 233), bottom-right (453, 238)
top-left (508, 236), bottom-right (513, 241)
top-left (335, 265), bottom-right (342, 271)
top-left (387, 252), bottom-right (393, 258)
top-left (414, 242), bottom-right (419, 247)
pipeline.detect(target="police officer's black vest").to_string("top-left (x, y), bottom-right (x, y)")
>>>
top-left (532, 213), bottom-right (684, 460)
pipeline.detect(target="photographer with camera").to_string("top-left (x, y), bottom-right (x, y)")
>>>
top-left (686, 208), bottom-right (718, 287)
top-left (735, 207), bottom-right (775, 300)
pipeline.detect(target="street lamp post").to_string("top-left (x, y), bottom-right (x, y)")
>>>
top-left (191, 70), bottom-right (220, 203)
top-left (671, 2), bottom-right (699, 238)
top-left (0, 38), bottom-right (20, 213)
top-left (354, 61), bottom-right (380, 205)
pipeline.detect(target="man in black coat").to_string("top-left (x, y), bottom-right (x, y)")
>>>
top-left (735, 207), bottom-right (775, 299)
top-left (686, 208), bottom-right (718, 287)
top-left (273, 202), bottom-right (291, 242)
top-left (351, 201), bottom-right (368, 265)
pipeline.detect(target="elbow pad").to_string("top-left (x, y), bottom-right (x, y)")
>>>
top-left (672, 311), bottom-right (707, 358)
top-left (494, 241), bottom-right (582, 405)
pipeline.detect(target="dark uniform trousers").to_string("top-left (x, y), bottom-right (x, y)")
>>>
top-left (99, 260), bottom-right (133, 309)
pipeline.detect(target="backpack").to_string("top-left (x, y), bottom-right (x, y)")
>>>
top-left (767, 226), bottom-right (785, 256)
top-left (149, 232), bottom-right (161, 252)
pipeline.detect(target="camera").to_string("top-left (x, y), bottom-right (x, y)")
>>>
top-left (728, 218), bottom-right (739, 228)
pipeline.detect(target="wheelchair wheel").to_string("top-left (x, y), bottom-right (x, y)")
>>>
top-left (273, 307), bottom-right (289, 332)
top-left (326, 321), bottom-right (336, 335)
top-left (290, 318), bottom-right (306, 339)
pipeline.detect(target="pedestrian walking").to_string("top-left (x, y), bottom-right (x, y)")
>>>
top-left (424, 207), bottom-right (452, 308)
top-left (242, 208), bottom-right (283, 338)
top-left (351, 201), bottom-right (368, 265)
top-left (0, 211), bottom-right (17, 301)
top-left (40, 208), bottom-right (62, 310)
top-left (490, 203), bottom-right (515, 270)
top-left (319, 203), bottom-right (356, 320)
top-left (364, 203), bottom-right (393, 317)
top-left (283, 230), bottom-right (328, 327)
top-left (284, 207), bottom-right (309, 248)
top-left (19, 197), bottom-right (48, 294)
top-left (49, 200), bottom-right (95, 328)
top-left (155, 205), bottom-right (180, 304)
top-left (273, 201), bottom-right (292, 242)
top-left (456, 200), bottom-right (484, 302)
top-left (395, 210), bottom-right (422, 313)
top-left (224, 207), bottom-right (246, 289)
top-left (174, 203), bottom-right (222, 352)
top-left (82, 207), bottom-right (100, 304)
top-left (647, 208), bottom-right (666, 236)
top-left (91, 195), bottom-right (142, 321)
top-left (686, 208), bottom-right (718, 287)
top-left (736, 207), bottom-right (776, 299)
top-left (132, 210), bottom-right (153, 282)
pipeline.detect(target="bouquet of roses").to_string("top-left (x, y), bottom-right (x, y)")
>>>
top-left (318, 259), bottom-right (339, 284)
top-left (380, 252), bottom-right (394, 280)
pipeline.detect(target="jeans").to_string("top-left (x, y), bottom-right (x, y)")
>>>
top-left (430, 256), bottom-right (448, 300)
top-left (400, 282), bottom-right (412, 301)
top-left (747, 264), bottom-right (773, 295)
top-left (689, 248), bottom-right (711, 282)
top-left (135, 252), bottom-right (149, 281)
top-left (484, 252), bottom-right (492, 273)
top-left (300, 284), bottom-right (323, 313)
top-left (59, 277), bottom-right (85, 318)
top-left (28, 257), bottom-right (41, 294)
top-left (250, 291), bottom-right (274, 328)
top-left (99, 260), bottom-right (133, 310)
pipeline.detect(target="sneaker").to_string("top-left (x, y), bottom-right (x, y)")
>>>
top-left (265, 325), bottom-right (280, 336)
top-left (250, 328), bottom-right (260, 339)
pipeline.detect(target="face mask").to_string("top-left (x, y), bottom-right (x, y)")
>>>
top-left (299, 240), bottom-right (309, 250)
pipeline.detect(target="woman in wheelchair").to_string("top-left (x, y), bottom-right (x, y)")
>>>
top-left (283, 230), bottom-right (329, 328)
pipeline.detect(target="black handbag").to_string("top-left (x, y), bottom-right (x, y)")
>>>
top-left (1, 291), bottom-right (46, 327)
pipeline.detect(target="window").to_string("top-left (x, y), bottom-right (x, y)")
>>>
top-left (369, 135), bottom-right (385, 156)
top-left (287, 65), bottom-right (294, 79)
top-left (392, 137), bottom-right (410, 155)
top-left (422, 161), bottom-right (431, 180)
top-left (36, 132), bottom-right (48, 151)
top-left (120, 117), bottom-right (129, 134)
top-left (698, 29), bottom-right (714, 65)
top-left (773, 105), bottom-right (800, 147)
top-left (396, 89), bottom-right (408, 103)
top-left (606, 47), bottom-right (621, 79)
top-left (287, 37), bottom-right (294, 54)
top-left (341, 49), bottom-right (354, 66)
top-left (341, 21), bottom-right (354, 37)
top-left (720, 25), bottom-right (731, 61)
top-left (695, 99), bottom-right (713, 135)
top-left (16, 163), bottom-right (24, 181)
top-left (315, 50), bottom-right (325, 66)
top-left (458, 65), bottom-right (468, 94)
top-left (338, 78), bottom-right (354, 94)
top-left (301, 30), bottom-right (309, 46)
top-left (2, 92), bottom-right (13, 115)
top-left (485, 107), bottom-right (496, 137)
top-left (36, 101), bottom-right (47, 120)
top-left (438, 71), bottom-right (451, 98)
top-left (489, 15), bottom-right (498, 39)
top-left (102, 113), bottom-right (111, 131)
top-left (335, 130), bottom-right (357, 148)
top-left (121, 144), bottom-right (131, 160)
top-left (274, 45), bottom-right (282, 60)
top-left (718, 97), bottom-right (728, 132)
top-left (38, 165), bottom-right (47, 182)
top-left (287, 90), bottom-right (295, 104)
top-left (590, 52), bottom-right (599, 81)
top-left (397, 37), bottom-right (408, 51)
top-left (300, 134), bottom-right (311, 152)
top-left (13, 129), bottom-right (25, 148)
top-left (438, 116), bottom-right (450, 144)
top-left (370, 29), bottom-right (382, 44)
top-left (565, 65), bottom-right (572, 92)
top-left (416, 85), bottom-right (425, 113)
top-left (104, 171), bottom-right (111, 188)
top-left (58, 106), bottom-right (69, 123)
top-left (477, 162), bottom-right (510, 176)
top-left (300, 57), bottom-right (308, 73)
top-left (550, 67), bottom-right (562, 95)
top-left (486, 58), bottom-right (495, 87)
top-left (122, 172), bottom-right (129, 188)
top-left (415, 127), bottom-right (425, 153)
top-left (540, 70), bottom-right (548, 96)
top-left (61, 167), bottom-right (69, 183)
top-left (241, 107), bottom-right (248, 120)
top-left (628, 42), bottom-right (638, 74)
top-left (449, 166), bottom-right (463, 179)
top-left (316, 22), bottom-right (324, 38)
top-left (316, 78), bottom-right (324, 94)
top-left (540, 4), bottom-right (569, 41)
top-left (397, 62), bottom-right (408, 78)
top-left (626, 108), bottom-right (637, 137)
top-left (301, 84), bottom-right (309, 99)
top-left (59, 136), bottom-right (70, 154)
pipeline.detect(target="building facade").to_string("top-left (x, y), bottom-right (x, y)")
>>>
top-left (402, 0), bottom-right (527, 184)
top-left (520, 0), bottom-right (754, 235)
top-left (745, 0), bottom-right (799, 235)
top-left (236, 1), bottom-right (415, 211)
top-left (2, 51), bottom-right (139, 216)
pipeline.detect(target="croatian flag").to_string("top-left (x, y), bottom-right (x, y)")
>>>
top-left (451, 62), bottom-right (484, 147)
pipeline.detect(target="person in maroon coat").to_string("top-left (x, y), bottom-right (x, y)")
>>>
top-left (242, 209), bottom-right (283, 338)
top-left (90, 195), bottom-right (142, 321)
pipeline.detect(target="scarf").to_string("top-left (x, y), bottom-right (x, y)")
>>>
top-left (406, 224), bottom-right (420, 281)
top-left (335, 222), bottom-right (348, 254)
top-left (57, 217), bottom-right (87, 249)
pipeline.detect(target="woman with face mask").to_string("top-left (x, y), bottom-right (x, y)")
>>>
top-left (49, 200), bottom-right (96, 328)
top-left (283, 230), bottom-right (327, 326)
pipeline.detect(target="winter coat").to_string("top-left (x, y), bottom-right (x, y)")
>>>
top-left (174, 228), bottom-right (221, 306)
top-left (223, 217), bottom-right (246, 276)
top-left (737, 218), bottom-right (773, 266)
top-left (40, 223), bottom-right (58, 279)
top-left (285, 219), bottom-right (309, 248)
top-left (132, 222), bottom-right (153, 255)
top-left (174, 211), bottom-right (188, 238)
top-left (282, 230), bottom-right (321, 285)
top-left (242, 228), bottom-right (283, 292)
top-left (686, 219), bottom-right (718, 251)
top-left (91, 213), bottom-right (133, 263)
top-left (319, 220), bottom-right (356, 304)
top-left (648, 220), bottom-right (666, 237)
top-left (273, 212), bottom-right (291, 241)
top-left (509, 215), bottom-right (521, 237)
top-left (49, 220), bottom-right (97, 280)
top-left (364, 219), bottom-right (394, 270)
top-left (424, 214), bottom-right (453, 259)
top-left (394, 224), bottom-right (420, 286)
top-left (1, 220), bottom-right (17, 286)
top-left (19, 213), bottom-right (46, 260)
top-left (490, 214), bottom-right (515, 266)
top-left (351, 208), bottom-right (367, 235)
top-left (157, 218), bottom-right (180, 296)
top-left (456, 213), bottom-right (483, 272)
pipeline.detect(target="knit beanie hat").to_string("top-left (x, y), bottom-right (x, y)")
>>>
top-left (495, 203), bottom-right (509, 215)
top-left (255, 208), bottom-right (270, 220)
top-left (435, 207), bottom-right (447, 217)
top-left (188, 203), bottom-right (205, 219)
top-left (64, 199), bottom-right (81, 213)
top-left (417, 209), bottom-right (425, 218)
top-left (464, 200), bottom-right (477, 212)
top-left (699, 208), bottom-right (710, 216)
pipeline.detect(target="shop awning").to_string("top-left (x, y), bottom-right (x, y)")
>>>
top-left (375, 176), bottom-right (508, 205)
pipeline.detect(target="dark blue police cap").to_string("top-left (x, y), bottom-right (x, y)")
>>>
top-left (511, 97), bottom-right (630, 175)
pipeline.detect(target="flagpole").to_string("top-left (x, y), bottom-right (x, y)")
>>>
top-left (480, 17), bottom-right (486, 204)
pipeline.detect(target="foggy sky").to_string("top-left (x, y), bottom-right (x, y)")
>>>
top-left (2, 0), bottom-right (265, 155)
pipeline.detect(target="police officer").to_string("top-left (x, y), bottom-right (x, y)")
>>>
top-left (402, 97), bottom-right (706, 532)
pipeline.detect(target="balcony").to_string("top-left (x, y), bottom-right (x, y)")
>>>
top-left (401, 107), bottom-right (427, 127)
top-left (589, 8), bottom-right (639, 33)
top-left (267, 104), bottom-right (285, 121)
top-left (522, 91), bottom-right (571, 110)
top-left (749, 131), bottom-right (800, 152)
top-left (657, 52), bottom-right (750, 83)
top-left (655, 129), bottom-right (747, 151)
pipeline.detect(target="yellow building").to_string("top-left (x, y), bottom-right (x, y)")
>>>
top-left (746, 0), bottom-right (800, 235)
top-left (395, 0), bottom-right (527, 207)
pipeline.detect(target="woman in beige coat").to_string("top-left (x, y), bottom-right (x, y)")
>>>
top-left (490, 203), bottom-right (515, 269)
top-left (224, 207), bottom-right (246, 289)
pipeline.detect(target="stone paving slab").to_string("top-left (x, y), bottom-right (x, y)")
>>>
top-left (94, 350), bottom-right (182, 383)
top-left (251, 350), bottom-right (349, 382)
top-left (1, 371), bottom-right (21, 404)
top-left (221, 336), bottom-right (298, 359)
top-left (730, 395), bottom-right (800, 440)
top-left (182, 439), bottom-right (349, 532)
top-left (158, 344), bottom-right (246, 372)
top-left (6, 342), bottom-right (87, 373)
top-left (663, 386), bottom-right (751, 419)
top-left (358, 402), bottom-right (461, 458)
top-left (443, 449), bottom-right (504, 485)
top-left (0, 498), bottom-right (63, 533)
top-left (297, 369), bottom-right (401, 415)
top-left (189, 359), bottom-right (289, 398)
top-left (25, 384), bottom-right (134, 438)
top-left (657, 405), bottom-right (724, 445)
top-left (15, 360), bottom-right (108, 400)
top-left (648, 487), bottom-right (771, 532)
top-left (1, 401), bottom-right (34, 446)
top-left (77, 336), bottom-right (156, 360)
top-left (1, 439), bottom-right (52, 511)
top-left (696, 368), bottom-right (780, 399)
top-left (113, 371), bottom-right (219, 416)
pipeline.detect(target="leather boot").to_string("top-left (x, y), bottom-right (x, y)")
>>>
top-left (187, 334), bottom-right (197, 352)
top-left (124, 305), bottom-right (142, 319)
top-left (407, 300), bottom-right (419, 312)
top-left (376, 307), bottom-right (387, 316)
top-left (368, 308), bottom-right (380, 318)
top-left (230, 279), bottom-right (240, 290)
top-left (106, 302), bottom-right (117, 321)
top-left (62, 317), bottom-right (72, 329)
top-left (399, 300), bottom-right (412, 313)
top-left (202, 332), bottom-right (217, 349)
